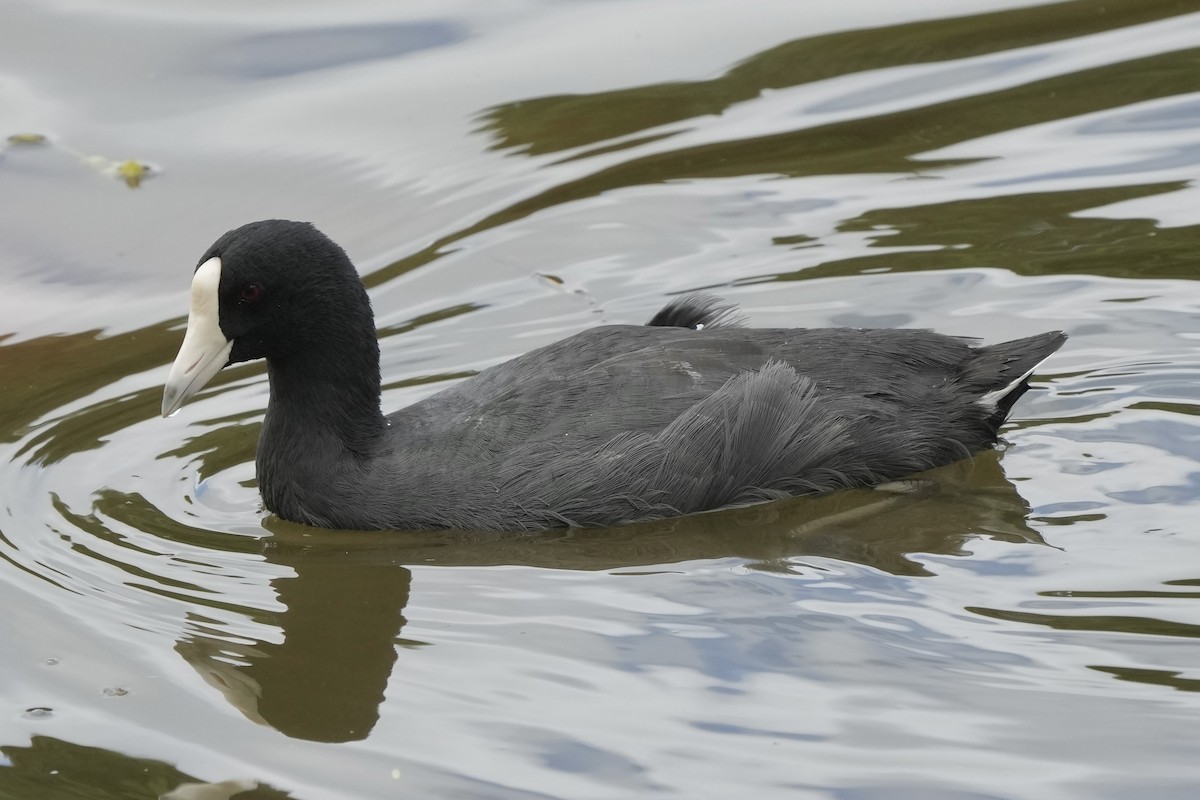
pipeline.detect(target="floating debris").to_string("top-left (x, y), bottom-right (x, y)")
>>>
top-left (6, 132), bottom-right (49, 146)
top-left (79, 153), bottom-right (158, 187)
top-left (113, 159), bottom-right (154, 188)
top-left (533, 271), bottom-right (605, 320)
top-left (3, 130), bottom-right (159, 188)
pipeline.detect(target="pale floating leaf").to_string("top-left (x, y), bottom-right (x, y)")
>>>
top-left (113, 159), bottom-right (155, 188)
top-left (6, 133), bottom-right (49, 146)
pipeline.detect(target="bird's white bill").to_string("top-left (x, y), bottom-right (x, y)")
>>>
top-left (162, 257), bottom-right (233, 417)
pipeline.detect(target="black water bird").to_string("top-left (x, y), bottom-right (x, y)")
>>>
top-left (162, 220), bottom-right (1065, 531)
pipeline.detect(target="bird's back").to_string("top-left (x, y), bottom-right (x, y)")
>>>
top-left (356, 323), bottom-right (1063, 530)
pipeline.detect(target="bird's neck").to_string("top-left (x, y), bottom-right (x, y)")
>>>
top-left (262, 341), bottom-right (387, 458)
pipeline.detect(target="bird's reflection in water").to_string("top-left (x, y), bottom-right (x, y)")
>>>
top-left (175, 449), bottom-right (1043, 742)
top-left (0, 735), bottom-right (288, 798)
top-left (174, 546), bottom-right (411, 744)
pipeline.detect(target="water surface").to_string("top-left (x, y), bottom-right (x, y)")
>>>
top-left (2, 0), bottom-right (1200, 797)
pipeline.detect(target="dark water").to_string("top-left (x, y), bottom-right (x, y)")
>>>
top-left (2, 1), bottom-right (1200, 797)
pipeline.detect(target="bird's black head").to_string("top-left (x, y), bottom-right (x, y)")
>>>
top-left (162, 220), bottom-right (376, 417)
top-left (201, 220), bottom-right (367, 363)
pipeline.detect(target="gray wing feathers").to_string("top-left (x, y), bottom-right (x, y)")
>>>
top-left (489, 362), bottom-right (868, 528)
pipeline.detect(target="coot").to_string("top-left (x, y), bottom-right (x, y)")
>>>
top-left (162, 220), bottom-right (1065, 531)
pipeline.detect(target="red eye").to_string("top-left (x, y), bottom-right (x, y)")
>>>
top-left (240, 283), bottom-right (263, 303)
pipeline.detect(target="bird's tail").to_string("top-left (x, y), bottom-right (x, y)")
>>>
top-left (966, 330), bottom-right (1068, 421)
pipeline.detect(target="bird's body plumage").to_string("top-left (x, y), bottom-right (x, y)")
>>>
top-left (163, 221), bottom-right (1066, 532)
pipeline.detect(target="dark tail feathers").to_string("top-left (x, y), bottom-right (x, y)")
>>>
top-left (646, 293), bottom-right (745, 330)
top-left (967, 330), bottom-right (1067, 420)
